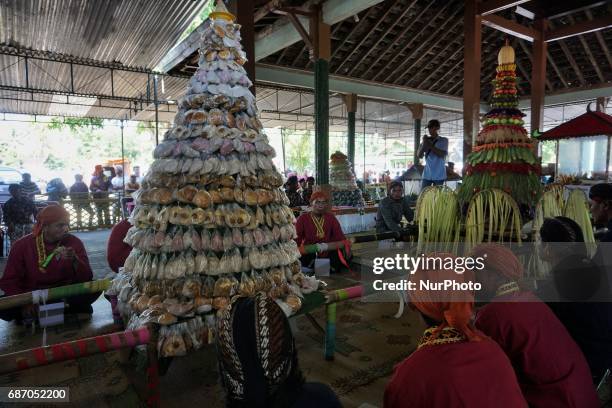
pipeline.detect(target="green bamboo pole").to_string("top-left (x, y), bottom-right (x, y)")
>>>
top-left (0, 279), bottom-right (110, 311)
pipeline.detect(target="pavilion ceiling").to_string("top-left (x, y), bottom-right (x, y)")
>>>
top-left (254, 0), bottom-right (612, 101)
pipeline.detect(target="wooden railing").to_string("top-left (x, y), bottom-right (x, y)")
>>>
top-left (60, 196), bottom-right (128, 231)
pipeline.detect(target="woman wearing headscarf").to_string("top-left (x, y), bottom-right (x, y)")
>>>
top-left (384, 253), bottom-right (527, 408)
top-left (215, 293), bottom-right (342, 408)
top-left (295, 191), bottom-right (350, 272)
top-left (471, 243), bottom-right (600, 407)
top-left (539, 216), bottom-right (612, 384)
top-left (0, 205), bottom-right (98, 323)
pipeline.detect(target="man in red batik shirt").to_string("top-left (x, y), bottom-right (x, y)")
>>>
top-left (470, 244), bottom-right (600, 408)
top-left (295, 191), bottom-right (349, 272)
top-left (0, 205), bottom-right (99, 323)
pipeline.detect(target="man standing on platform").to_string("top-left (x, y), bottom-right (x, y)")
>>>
top-left (417, 119), bottom-right (448, 188)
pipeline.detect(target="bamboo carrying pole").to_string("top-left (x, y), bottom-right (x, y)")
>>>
top-left (0, 326), bottom-right (150, 375)
top-left (0, 279), bottom-right (111, 311)
top-left (324, 285), bottom-right (364, 360)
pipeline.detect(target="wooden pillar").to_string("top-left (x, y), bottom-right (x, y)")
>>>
top-left (600, 98), bottom-right (611, 181)
top-left (463, 0), bottom-right (481, 162)
top-left (312, 5), bottom-right (331, 185)
top-left (344, 93), bottom-right (358, 171)
top-left (596, 97), bottom-right (607, 113)
top-left (229, 0), bottom-right (255, 96)
top-left (531, 19), bottom-right (547, 140)
top-left (407, 103), bottom-right (424, 165)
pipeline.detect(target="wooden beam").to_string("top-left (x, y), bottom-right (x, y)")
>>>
top-left (546, 1), bottom-right (608, 19)
top-left (511, 13), bottom-right (568, 89)
top-left (444, 44), bottom-right (499, 95)
top-left (287, 12), bottom-right (314, 52)
top-left (545, 14), bottom-right (612, 42)
top-left (549, 19), bottom-right (586, 86)
top-left (514, 44), bottom-right (532, 86)
top-left (463, 0), bottom-right (481, 158)
top-left (393, 8), bottom-right (464, 85)
top-left (479, 0), bottom-right (531, 16)
top-left (306, 22), bottom-right (343, 69)
top-left (329, 7), bottom-right (378, 63)
top-left (482, 14), bottom-right (540, 42)
top-left (531, 19), bottom-right (547, 136)
top-left (334, 0), bottom-right (397, 74)
top-left (546, 52), bottom-right (569, 88)
top-left (275, 44), bottom-right (292, 65)
top-left (277, 7), bottom-right (314, 17)
top-left (346, 0), bottom-right (416, 77)
top-left (567, 15), bottom-right (605, 83)
top-left (419, 29), bottom-right (499, 91)
top-left (361, 1), bottom-right (435, 80)
top-left (230, 0), bottom-right (256, 96)
top-left (516, 38), bottom-right (553, 91)
top-left (596, 96), bottom-right (608, 112)
top-left (585, 10), bottom-right (612, 70)
top-left (291, 23), bottom-right (343, 69)
top-left (254, 0), bottom-right (284, 23)
top-left (371, 2), bottom-right (452, 82)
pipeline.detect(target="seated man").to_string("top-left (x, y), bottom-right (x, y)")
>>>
top-left (3, 184), bottom-right (37, 245)
top-left (216, 293), bottom-right (342, 408)
top-left (375, 181), bottom-right (413, 233)
top-left (538, 217), bottom-right (612, 384)
top-left (384, 254), bottom-right (527, 408)
top-left (471, 244), bottom-right (600, 407)
top-left (0, 205), bottom-right (98, 323)
top-left (285, 175), bottom-right (306, 208)
top-left (295, 191), bottom-right (349, 272)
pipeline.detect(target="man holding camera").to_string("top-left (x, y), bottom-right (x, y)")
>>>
top-left (417, 119), bottom-right (448, 189)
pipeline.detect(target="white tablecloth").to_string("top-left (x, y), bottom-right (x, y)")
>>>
top-left (336, 212), bottom-right (377, 234)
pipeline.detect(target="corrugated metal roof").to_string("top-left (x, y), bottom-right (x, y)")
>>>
top-left (0, 0), bottom-right (206, 69)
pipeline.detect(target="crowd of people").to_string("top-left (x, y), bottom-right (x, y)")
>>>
top-left (0, 126), bottom-right (611, 406)
top-left (0, 165), bottom-right (142, 244)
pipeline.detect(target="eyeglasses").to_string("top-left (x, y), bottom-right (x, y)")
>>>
top-left (313, 200), bottom-right (329, 205)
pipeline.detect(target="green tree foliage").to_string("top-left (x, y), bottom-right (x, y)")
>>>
top-left (0, 119), bottom-right (157, 181)
top-left (283, 129), bottom-right (314, 174)
top-left (540, 141), bottom-right (556, 164)
top-left (47, 117), bottom-right (103, 131)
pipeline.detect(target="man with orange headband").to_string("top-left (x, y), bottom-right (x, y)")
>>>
top-left (470, 244), bottom-right (599, 407)
top-left (295, 191), bottom-right (349, 272)
top-left (0, 205), bottom-right (97, 323)
top-left (384, 253), bottom-right (527, 407)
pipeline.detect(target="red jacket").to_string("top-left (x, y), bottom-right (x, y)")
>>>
top-left (106, 219), bottom-right (133, 273)
top-left (384, 333), bottom-right (527, 408)
top-left (476, 291), bottom-right (600, 408)
top-left (295, 212), bottom-right (346, 258)
top-left (0, 234), bottom-right (93, 296)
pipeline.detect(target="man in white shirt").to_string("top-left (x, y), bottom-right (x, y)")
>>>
top-left (111, 166), bottom-right (125, 192)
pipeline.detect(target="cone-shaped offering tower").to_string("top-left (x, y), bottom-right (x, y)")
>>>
top-left (329, 151), bottom-right (365, 207)
top-left (458, 42), bottom-right (541, 208)
top-left (118, 0), bottom-right (311, 357)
